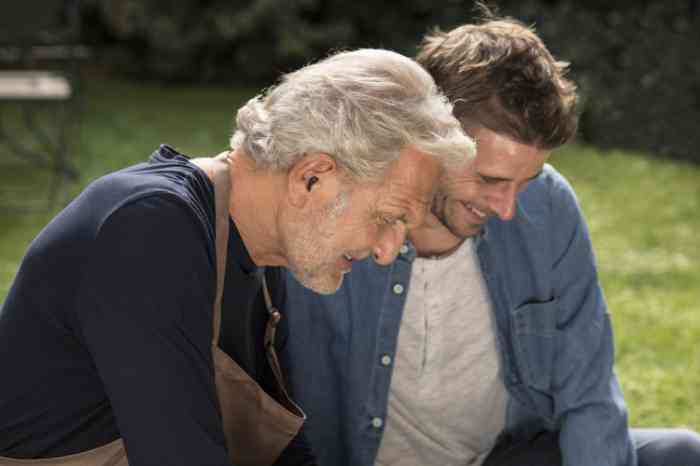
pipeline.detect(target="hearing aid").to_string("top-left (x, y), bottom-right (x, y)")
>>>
top-left (306, 176), bottom-right (319, 191)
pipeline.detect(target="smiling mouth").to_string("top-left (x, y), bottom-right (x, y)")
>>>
top-left (463, 202), bottom-right (487, 220)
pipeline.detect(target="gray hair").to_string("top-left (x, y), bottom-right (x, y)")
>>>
top-left (230, 48), bottom-right (474, 180)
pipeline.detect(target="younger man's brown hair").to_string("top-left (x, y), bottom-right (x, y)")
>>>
top-left (417, 6), bottom-right (578, 150)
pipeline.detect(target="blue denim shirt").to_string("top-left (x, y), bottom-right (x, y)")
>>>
top-left (279, 165), bottom-right (636, 466)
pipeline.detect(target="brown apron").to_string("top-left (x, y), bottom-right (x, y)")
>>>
top-left (0, 155), bottom-right (305, 466)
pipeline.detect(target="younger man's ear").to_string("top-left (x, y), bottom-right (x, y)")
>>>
top-left (287, 153), bottom-right (337, 207)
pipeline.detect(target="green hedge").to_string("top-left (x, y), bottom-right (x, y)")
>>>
top-left (512, 1), bottom-right (700, 163)
top-left (83, 0), bottom-right (700, 163)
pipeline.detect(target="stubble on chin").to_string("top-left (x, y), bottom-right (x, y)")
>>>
top-left (304, 271), bottom-right (344, 295)
top-left (437, 198), bottom-right (481, 240)
top-left (287, 255), bottom-right (343, 294)
top-left (283, 192), bottom-right (348, 295)
top-left (284, 228), bottom-right (329, 294)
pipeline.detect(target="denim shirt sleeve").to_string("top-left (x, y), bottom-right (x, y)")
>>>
top-left (546, 172), bottom-right (636, 466)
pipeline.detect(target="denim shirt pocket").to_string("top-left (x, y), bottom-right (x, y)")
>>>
top-left (511, 298), bottom-right (557, 394)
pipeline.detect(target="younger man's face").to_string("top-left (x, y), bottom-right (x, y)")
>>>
top-left (432, 127), bottom-right (550, 239)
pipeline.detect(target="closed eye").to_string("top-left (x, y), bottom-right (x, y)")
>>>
top-left (479, 170), bottom-right (542, 185)
top-left (379, 214), bottom-right (408, 227)
top-left (478, 174), bottom-right (505, 184)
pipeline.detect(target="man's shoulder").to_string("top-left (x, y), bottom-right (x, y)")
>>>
top-left (88, 153), bottom-right (203, 205)
top-left (524, 163), bottom-right (575, 200)
top-left (75, 149), bottom-right (213, 232)
top-left (513, 163), bottom-right (581, 223)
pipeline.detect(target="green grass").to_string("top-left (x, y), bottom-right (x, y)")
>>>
top-left (1, 77), bottom-right (698, 432)
top-left (555, 146), bottom-right (700, 431)
top-left (0, 78), bottom-right (256, 295)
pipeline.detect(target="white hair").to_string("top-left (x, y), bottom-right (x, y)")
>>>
top-left (231, 48), bottom-right (474, 180)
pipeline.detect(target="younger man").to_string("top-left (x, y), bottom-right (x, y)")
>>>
top-left (280, 16), bottom-right (700, 466)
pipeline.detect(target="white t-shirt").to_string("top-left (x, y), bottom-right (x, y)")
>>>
top-left (375, 238), bottom-right (508, 466)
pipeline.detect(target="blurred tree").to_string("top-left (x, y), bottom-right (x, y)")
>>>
top-left (81, 0), bottom-right (700, 163)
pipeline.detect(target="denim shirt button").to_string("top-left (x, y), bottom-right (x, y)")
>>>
top-left (380, 354), bottom-right (392, 366)
top-left (399, 244), bottom-right (409, 255)
top-left (371, 417), bottom-right (383, 429)
top-left (392, 283), bottom-right (404, 295)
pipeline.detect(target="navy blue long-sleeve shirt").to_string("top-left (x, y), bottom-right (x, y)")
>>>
top-left (0, 145), bottom-right (313, 465)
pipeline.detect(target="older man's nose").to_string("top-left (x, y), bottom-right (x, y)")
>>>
top-left (373, 222), bottom-right (407, 265)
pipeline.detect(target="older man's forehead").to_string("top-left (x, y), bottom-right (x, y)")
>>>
top-left (375, 150), bottom-right (439, 221)
top-left (389, 151), bottom-right (440, 192)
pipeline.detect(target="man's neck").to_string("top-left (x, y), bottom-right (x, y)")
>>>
top-left (409, 215), bottom-right (465, 258)
top-left (227, 150), bottom-right (288, 268)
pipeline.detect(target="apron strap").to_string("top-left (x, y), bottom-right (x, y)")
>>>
top-left (210, 154), bottom-right (232, 345)
top-left (191, 153), bottom-right (232, 345)
top-left (196, 152), bottom-right (295, 405)
top-left (262, 273), bottom-right (295, 405)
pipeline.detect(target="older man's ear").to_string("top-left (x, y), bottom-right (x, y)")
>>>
top-left (286, 153), bottom-right (339, 208)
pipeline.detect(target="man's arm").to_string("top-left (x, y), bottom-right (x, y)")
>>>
top-left (547, 173), bottom-right (636, 466)
top-left (74, 195), bottom-right (232, 466)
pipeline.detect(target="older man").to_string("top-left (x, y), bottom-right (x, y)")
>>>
top-left (279, 14), bottom-right (700, 466)
top-left (0, 49), bottom-right (473, 466)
